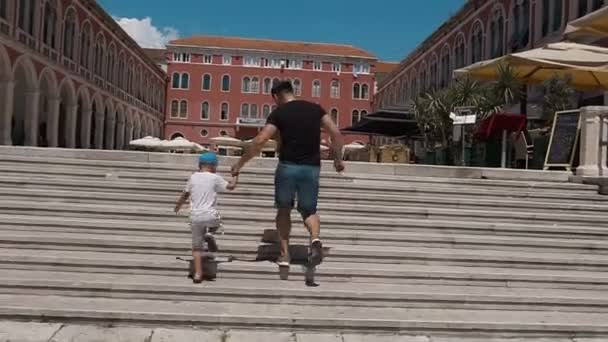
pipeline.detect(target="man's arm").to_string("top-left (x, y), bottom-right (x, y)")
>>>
top-left (321, 115), bottom-right (345, 172)
top-left (232, 124), bottom-right (278, 176)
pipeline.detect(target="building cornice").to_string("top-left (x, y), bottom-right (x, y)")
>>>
top-left (166, 44), bottom-right (378, 62)
top-left (377, 0), bottom-right (490, 91)
top-left (82, 0), bottom-right (166, 78)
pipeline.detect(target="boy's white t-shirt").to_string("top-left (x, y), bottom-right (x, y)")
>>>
top-left (185, 172), bottom-right (228, 221)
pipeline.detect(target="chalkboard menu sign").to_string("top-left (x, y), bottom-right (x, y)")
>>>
top-left (544, 110), bottom-right (582, 170)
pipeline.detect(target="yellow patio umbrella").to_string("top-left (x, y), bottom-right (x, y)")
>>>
top-left (453, 42), bottom-right (608, 90)
top-left (565, 6), bottom-right (608, 41)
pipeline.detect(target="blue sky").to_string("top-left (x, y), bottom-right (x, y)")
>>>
top-left (100, 0), bottom-right (466, 62)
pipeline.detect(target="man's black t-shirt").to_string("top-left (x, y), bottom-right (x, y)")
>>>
top-left (266, 100), bottom-right (326, 166)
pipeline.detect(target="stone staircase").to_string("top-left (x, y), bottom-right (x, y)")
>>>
top-left (0, 146), bottom-right (607, 341)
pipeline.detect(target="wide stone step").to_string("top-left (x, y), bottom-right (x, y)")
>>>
top-left (3, 214), bottom-right (607, 240)
top-left (0, 159), bottom-right (594, 192)
top-left (0, 169), bottom-right (600, 201)
top-left (1, 269), bottom-right (607, 312)
top-left (1, 199), bottom-right (606, 228)
top-left (0, 149), bottom-right (575, 182)
top-left (2, 186), bottom-right (607, 214)
top-left (3, 219), bottom-right (607, 254)
top-left (2, 248), bottom-right (607, 289)
top-left (2, 294), bottom-right (608, 334)
top-left (2, 230), bottom-right (608, 270)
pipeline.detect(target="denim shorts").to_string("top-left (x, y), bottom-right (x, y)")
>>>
top-left (274, 162), bottom-right (321, 219)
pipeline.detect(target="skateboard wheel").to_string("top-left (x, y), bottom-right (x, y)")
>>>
top-left (279, 265), bottom-right (289, 280)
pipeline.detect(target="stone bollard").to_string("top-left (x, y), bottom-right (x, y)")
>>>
top-left (577, 106), bottom-right (608, 177)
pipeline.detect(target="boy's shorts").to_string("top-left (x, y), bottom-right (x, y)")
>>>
top-left (191, 217), bottom-right (220, 251)
top-left (274, 161), bottom-right (321, 220)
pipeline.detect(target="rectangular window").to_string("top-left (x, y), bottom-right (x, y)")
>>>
top-left (173, 53), bottom-right (191, 63)
top-left (290, 59), bottom-right (303, 69)
top-left (203, 55), bottom-right (213, 64)
top-left (579, 0), bottom-right (589, 17)
top-left (202, 75), bottom-right (211, 91)
top-left (244, 56), bottom-right (260, 66)
top-left (552, 0), bottom-right (563, 32)
top-left (312, 81), bottom-right (321, 98)
top-left (0, 0), bottom-right (7, 20)
top-left (354, 63), bottom-right (370, 74)
top-left (223, 55), bottom-right (231, 65)
top-left (313, 61), bottom-right (322, 71)
top-left (201, 102), bottom-right (210, 120)
top-left (221, 103), bottom-right (229, 121)
top-left (332, 63), bottom-right (341, 72)
top-left (541, 0), bottom-right (550, 36)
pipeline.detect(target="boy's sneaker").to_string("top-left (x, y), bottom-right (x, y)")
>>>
top-left (309, 239), bottom-right (323, 266)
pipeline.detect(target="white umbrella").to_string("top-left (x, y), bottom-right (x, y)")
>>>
top-left (161, 137), bottom-right (206, 151)
top-left (454, 42), bottom-right (608, 90)
top-left (244, 139), bottom-right (276, 150)
top-left (129, 136), bottom-right (162, 148)
top-left (344, 142), bottom-right (366, 151)
top-left (210, 136), bottom-right (242, 147)
top-left (565, 6), bottom-right (608, 41)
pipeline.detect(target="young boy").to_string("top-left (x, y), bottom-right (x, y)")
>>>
top-left (174, 152), bottom-right (237, 283)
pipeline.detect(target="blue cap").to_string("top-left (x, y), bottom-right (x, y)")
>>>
top-left (199, 152), bottom-right (218, 165)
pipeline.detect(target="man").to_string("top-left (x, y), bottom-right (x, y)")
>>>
top-left (231, 81), bottom-right (344, 269)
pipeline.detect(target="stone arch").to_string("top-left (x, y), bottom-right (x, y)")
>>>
top-left (453, 31), bottom-right (467, 69)
top-left (11, 56), bottom-right (39, 146)
top-left (114, 104), bottom-right (126, 149)
top-left (38, 68), bottom-right (60, 145)
top-left (90, 92), bottom-right (104, 149)
top-left (133, 113), bottom-right (141, 140)
top-left (75, 86), bottom-right (91, 149)
top-left (124, 108), bottom-right (134, 144)
top-left (79, 20), bottom-right (93, 70)
top-left (469, 18), bottom-right (485, 63)
top-left (0, 44), bottom-right (13, 146)
top-left (58, 77), bottom-right (76, 148)
top-left (487, 3), bottom-right (507, 58)
top-left (41, 0), bottom-right (62, 51)
top-left (103, 98), bottom-right (115, 149)
top-left (61, 5), bottom-right (80, 62)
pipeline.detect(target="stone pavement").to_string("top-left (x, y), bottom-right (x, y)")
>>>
top-left (0, 146), bottom-right (607, 340)
top-left (3, 322), bottom-right (606, 342)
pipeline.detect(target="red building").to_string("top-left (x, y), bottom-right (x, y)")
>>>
top-left (0, 0), bottom-right (166, 149)
top-left (164, 35), bottom-right (379, 147)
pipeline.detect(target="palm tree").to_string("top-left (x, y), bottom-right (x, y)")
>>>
top-left (542, 74), bottom-right (576, 122)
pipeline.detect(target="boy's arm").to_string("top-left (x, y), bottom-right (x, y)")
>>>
top-left (175, 177), bottom-right (192, 213)
top-left (174, 191), bottom-right (190, 213)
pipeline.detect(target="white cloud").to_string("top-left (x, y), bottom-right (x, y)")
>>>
top-left (114, 17), bottom-right (179, 49)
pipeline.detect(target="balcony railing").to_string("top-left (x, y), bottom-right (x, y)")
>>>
top-left (16, 29), bottom-right (37, 51)
top-left (0, 18), bottom-right (10, 36)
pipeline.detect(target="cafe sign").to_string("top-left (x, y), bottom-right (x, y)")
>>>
top-left (237, 118), bottom-right (266, 127)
